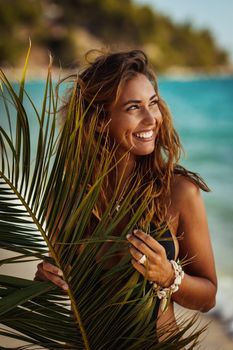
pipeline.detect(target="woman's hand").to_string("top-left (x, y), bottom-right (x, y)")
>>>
top-left (126, 229), bottom-right (174, 287)
top-left (35, 261), bottom-right (69, 291)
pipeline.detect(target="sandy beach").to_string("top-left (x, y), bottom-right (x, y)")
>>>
top-left (200, 314), bottom-right (233, 350)
top-left (174, 305), bottom-right (233, 350)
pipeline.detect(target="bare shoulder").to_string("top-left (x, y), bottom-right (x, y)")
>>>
top-left (170, 174), bottom-right (202, 210)
top-left (172, 174), bottom-right (200, 194)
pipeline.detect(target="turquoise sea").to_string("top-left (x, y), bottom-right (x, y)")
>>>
top-left (1, 75), bottom-right (233, 333)
top-left (159, 76), bottom-right (233, 333)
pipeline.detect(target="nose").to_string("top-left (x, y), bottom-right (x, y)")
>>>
top-left (142, 107), bottom-right (161, 126)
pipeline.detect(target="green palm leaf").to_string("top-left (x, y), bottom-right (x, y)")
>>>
top-left (0, 51), bottom-right (205, 349)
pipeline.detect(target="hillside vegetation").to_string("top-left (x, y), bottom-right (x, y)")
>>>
top-left (0, 0), bottom-right (229, 72)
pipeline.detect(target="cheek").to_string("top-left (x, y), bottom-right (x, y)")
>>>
top-left (108, 121), bottom-right (123, 141)
top-left (125, 130), bottom-right (132, 140)
top-left (108, 117), bottom-right (118, 134)
top-left (109, 116), bottom-right (130, 132)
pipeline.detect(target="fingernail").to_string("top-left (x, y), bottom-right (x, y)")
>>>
top-left (57, 269), bottom-right (63, 277)
top-left (126, 234), bottom-right (131, 240)
top-left (62, 282), bottom-right (69, 291)
top-left (133, 229), bottom-right (138, 234)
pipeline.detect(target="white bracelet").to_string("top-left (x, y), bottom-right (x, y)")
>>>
top-left (153, 259), bottom-right (184, 312)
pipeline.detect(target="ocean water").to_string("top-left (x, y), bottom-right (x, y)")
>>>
top-left (159, 76), bottom-right (233, 333)
top-left (1, 76), bottom-right (233, 333)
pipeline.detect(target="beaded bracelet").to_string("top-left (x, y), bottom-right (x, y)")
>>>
top-left (153, 259), bottom-right (184, 312)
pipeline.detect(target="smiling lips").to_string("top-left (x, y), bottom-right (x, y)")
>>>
top-left (133, 130), bottom-right (154, 140)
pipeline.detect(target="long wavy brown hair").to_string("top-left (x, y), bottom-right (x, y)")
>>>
top-left (60, 49), bottom-right (210, 230)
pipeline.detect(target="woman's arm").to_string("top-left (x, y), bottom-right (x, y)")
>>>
top-left (171, 176), bottom-right (217, 312)
top-left (127, 176), bottom-right (217, 312)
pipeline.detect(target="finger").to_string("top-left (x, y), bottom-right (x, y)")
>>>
top-left (129, 245), bottom-right (145, 262)
top-left (34, 266), bottom-right (47, 281)
top-left (132, 230), bottom-right (165, 254)
top-left (36, 262), bottom-right (49, 280)
top-left (127, 233), bottom-right (154, 259)
top-left (43, 261), bottom-right (63, 276)
top-left (43, 270), bottom-right (68, 290)
top-left (131, 258), bottom-right (150, 279)
top-left (36, 263), bottom-right (68, 291)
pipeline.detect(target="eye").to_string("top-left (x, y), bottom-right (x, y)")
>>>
top-left (126, 104), bottom-right (140, 111)
top-left (150, 98), bottom-right (159, 106)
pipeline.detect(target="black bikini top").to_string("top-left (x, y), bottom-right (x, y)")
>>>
top-left (149, 223), bottom-right (176, 260)
top-left (157, 229), bottom-right (176, 260)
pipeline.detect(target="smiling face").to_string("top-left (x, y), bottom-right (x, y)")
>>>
top-left (108, 73), bottom-right (162, 159)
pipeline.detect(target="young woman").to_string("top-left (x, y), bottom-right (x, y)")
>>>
top-left (35, 49), bottom-right (217, 341)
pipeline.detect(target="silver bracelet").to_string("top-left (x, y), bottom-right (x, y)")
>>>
top-left (153, 259), bottom-right (184, 312)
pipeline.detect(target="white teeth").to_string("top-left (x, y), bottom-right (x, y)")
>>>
top-left (135, 130), bottom-right (153, 139)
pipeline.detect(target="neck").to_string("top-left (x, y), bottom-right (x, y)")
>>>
top-left (117, 150), bottom-right (137, 184)
top-left (117, 153), bottom-right (135, 181)
top-left (109, 152), bottom-right (136, 197)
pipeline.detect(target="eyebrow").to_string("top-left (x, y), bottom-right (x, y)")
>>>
top-left (122, 94), bottom-right (158, 107)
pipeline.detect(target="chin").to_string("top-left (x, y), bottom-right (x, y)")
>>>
top-left (132, 148), bottom-right (155, 156)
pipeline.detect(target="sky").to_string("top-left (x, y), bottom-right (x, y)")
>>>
top-left (135, 0), bottom-right (233, 63)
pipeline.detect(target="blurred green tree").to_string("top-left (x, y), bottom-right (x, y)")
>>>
top-left (0, 0), bottom-right (229, 71)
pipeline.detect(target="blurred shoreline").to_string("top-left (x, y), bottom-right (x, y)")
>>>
top-left (1, 64), bottom-right (233, 82)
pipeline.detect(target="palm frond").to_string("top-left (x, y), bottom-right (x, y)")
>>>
top-left (0, 53), bottom-right (206, 349)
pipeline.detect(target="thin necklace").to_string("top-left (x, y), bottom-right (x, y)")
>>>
top-left (115, 170), bottom-right (136, 212)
